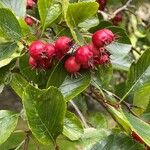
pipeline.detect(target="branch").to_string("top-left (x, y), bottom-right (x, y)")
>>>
top-left (109, 0), bottom-right (133, 19)
top-left (70, 100), bottom-right (89, 128)
top-left (102, 89), bottom-right (140, 118)
top-left (26, 14), bottom-right (40, 24)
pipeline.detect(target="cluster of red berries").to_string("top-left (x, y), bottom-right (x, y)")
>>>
top-left (25, 0), bottom-right (37, 26)
top-left (28, 29), bottom-right (115, 74)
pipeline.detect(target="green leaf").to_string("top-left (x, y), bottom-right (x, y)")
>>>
top-left (0, 8), bottom-right (22, 40)
top-left (0, 132), bottom-right (25, 150)
top-left (64, 2), bottom-right (98, 44)
top-left (91, 133), bottom-right (145, 150)
top-left (95, 64), bottom-right (113, 88)
top-left (0, 0), bottom-right (26, 18)
top-left (106, 42), bottom-right (132, 71)
top-left (0, 42), bottom-right (17, 61)
top-left (0, 110), bottom-right (19, 145)
top-left (59, 71), bottom-right (91, 101)
top-left (38, 0), bottom-right (62, 30)
top-left (63, 111), bottom-right (84, 141)
top-left (0, 42), bottom-right (23, 68)
top-left (10, 73), bottom-right (28, 99)
top-left (23, 85), bottom-right (66, 145)
top-left (133, 83), bottom-right (150, 114)
top-left (0, 61), bottom-right (15, 85)
top-left (78, 16), bottom-right (99, 31)
top-left (87, 112), bottom-right (108, 129)
top-left (125, 112), bottom-right (150, 146)
top-left (46, 60), bottom-right (67, 88)
top-left (126, 50), bottom-right (150, 102)
top-left (80, 128), bottom-right (111, 149)
top-left (107, 105), bottom-right (131, 133)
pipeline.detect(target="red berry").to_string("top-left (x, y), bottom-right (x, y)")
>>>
top-left (29, 57), bottom-right (37, 69)
top-left (45, 43), bottom-right (56, 58)
top-left (87, 43), bottom-right (99, 56)
top-left (39, 58), bottom-right (51, 70)
top-left (94, 54), bottom-right (109, 65)
top-left (96, 0), bottom-right (107, 11)
top-left (112, 13), bottom-right (123, 26)
top-left (75, 46), bottom-right (94, 65)
top-left (131, 131), bottom-right (144, 144)
top-left (55, 36), bottom-right (72, 55)
top-left (25, 17), bottom-right (34, 26)
top-left (27, 0), bottom-right (35, 8)
top-left (65, 56), bottom-right (81, 73)
top-left (28, 40), bottom-right (46, 60)
top-left (92, 29), bottom-right (115, 48)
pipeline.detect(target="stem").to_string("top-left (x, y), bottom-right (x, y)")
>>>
top-left (26, 14), bottom-right (40, 24)
top-left (23, 131), bottom-right (30, 150)
top-left (102, 89), bottom-right (139, 118)
top-left (70, 100), bottom-right (89, 128)
top-left (15, 140), bottom-right (25, 150)
top-left (90, 88), bottom-right (122, 126)
top-left (109, 0), bottom-right (133, 19)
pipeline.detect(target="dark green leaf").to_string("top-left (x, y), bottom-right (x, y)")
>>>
top-left (0, 110), bottom-right (19, 145)
top-left (91, 133), bottom-right (145, 150)
top-left (59, 71), bottom-right (91, 101)
top-left (95, 64), bottom-right (113, 88)
top-left (126, 50), bottom-right (150, 110)
top-left (0, 42), bottom-right (17, 61)
top-left (63, 111), bottom-right (84, 141)
top-left (0, 0), bottom-right (26, 18)
top-left (23, 85), bottom-right (66, 145)
top-left (46, 60), bottom-right (67, 88)
top-left (38, 0), bottom-right (62, 30)
top-left (0, 8), bottom-right (22, 40)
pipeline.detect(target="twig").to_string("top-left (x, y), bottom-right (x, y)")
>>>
top-left (26, 14), bottom-right (40, 24)
top-left (70, 100), bottom-right (89, 128)
top-left (23, 131), bottom-right (30, 150)
top-left (109, 0), bottom-right (133, 19)
top-left (102, 89), bottom-right (139, 118)
top-left (15, 140), bottom-right (25, 150)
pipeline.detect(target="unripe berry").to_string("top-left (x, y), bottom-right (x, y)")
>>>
top-left (96, 0), bottom-right (107, 11)
top-left (28, 40), bottom-right (46, 60)
top-left (65, 56), bottom-right (81, 73)
top-left (112, 13), bottom-right (123, 26)
top-left (94, 54), bottom-right (109, 65)
top-left (27, 0), bottom-right (35, 8)
top-left (131, 131), bottom-right (144, 144)
top-left (75, 46), bottom-right (94, 65)
top-left (29, 57), bottom-right (37, 69)
top-left (92, 29), bottom-right (115, 48)
top-left (25, 17), bottom-right (34, 26)
top-left (45, 43), bottom-right (56, 58)
top-left (87, 43), bottom-right (99, 56)
top-left (55, 36), bottom-right (72, 55)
